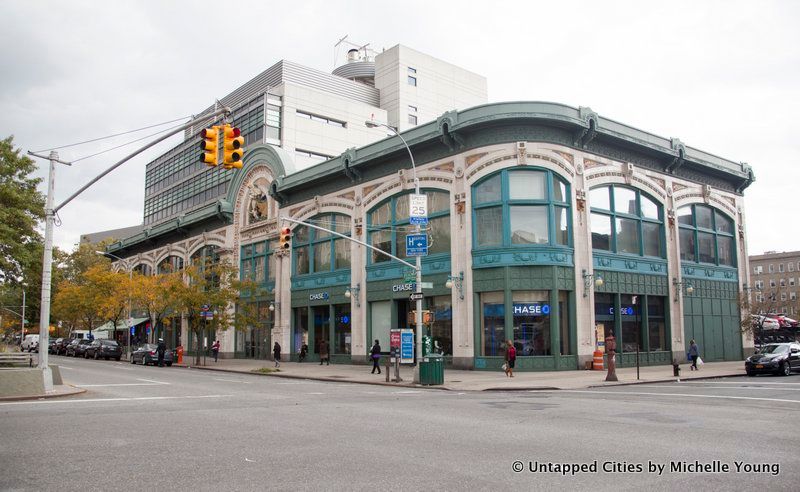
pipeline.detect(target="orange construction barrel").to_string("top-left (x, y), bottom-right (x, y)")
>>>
top-left (593, 350), bottom-right (604, 370)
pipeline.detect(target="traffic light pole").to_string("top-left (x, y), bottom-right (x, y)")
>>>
top-left (28, 106), bottom-right (230, 390)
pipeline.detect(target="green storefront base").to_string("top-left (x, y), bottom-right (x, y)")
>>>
top-left (615, 350), bottom-right (673, 367)
top-left (474, 355), bottom-right (579, 371)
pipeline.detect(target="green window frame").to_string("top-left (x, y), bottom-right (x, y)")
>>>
top-left (292, 214), bottom-right (352, 274)
top-left (677, 204), bottom-right (736, 267)
top-left (472, 168), bottom-right (571, 248)
top-left (589, 185), bottom-right (664, 258)
top-left (240, 240), bottom-right (278, 287)
top-left (367, 190), bottom-right (450, 264)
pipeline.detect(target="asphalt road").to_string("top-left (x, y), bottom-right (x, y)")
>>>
top-left (1, 355), bottom-right (798, 491)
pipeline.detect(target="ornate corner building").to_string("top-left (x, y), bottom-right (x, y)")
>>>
top-left (103, 45), bottom-right (754, 370)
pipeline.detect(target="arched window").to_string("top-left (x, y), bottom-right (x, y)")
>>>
top-left (589, 185), bottom-right (663, 257)
top-left (157, 256), bottom-right (184, 274)
top-left (677, 204), bottom-right (735, 266)
top-left (472, 169), bottom-right (570, 248)
top-left (368, 190), bottom-right (450, 264)
top-left (293, 214), bottom-right (351, 275)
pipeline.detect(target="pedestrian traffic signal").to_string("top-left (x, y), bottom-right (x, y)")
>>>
top-left (279, 227), bottom-right (292, 250)
top-left (222, 124), bottom-right (244, 169)
top-left (199, 126), bottom-right (219, 167)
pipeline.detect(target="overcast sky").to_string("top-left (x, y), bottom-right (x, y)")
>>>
top-left (1, 0), bottom-right (798, 257)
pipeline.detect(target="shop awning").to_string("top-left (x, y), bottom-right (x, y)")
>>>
top-left (93, 318), bottom-right (150, 333)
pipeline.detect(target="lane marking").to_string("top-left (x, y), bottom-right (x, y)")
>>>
top-left (307, 392), bottom-right (325, 395)
top-left (556, 389), bottom-right (800, 404)
top-left (676, 380), bottom-right (800, 386)
top-left (0, 394), bottom-right (233, 406)
top-left (213, 378), bottom-right (251, 384)
top-left (637, 384), bottom-right (800, 392)
top-left (56, 366), bottom-right (73, 370)
top-left (76, 383), bottom-right (164, 387)
top-left (136, 378), bottom-right (170, 385)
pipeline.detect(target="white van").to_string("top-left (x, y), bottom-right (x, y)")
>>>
top-left (21, 334), bottom-right (40, 352)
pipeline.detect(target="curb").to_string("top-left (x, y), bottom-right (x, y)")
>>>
top-left (586, 372), bottom-right (746, 389)
top-left (175, 364), bottom-right (452, 390)
top-left (0, 385), bottom-right (87, 402)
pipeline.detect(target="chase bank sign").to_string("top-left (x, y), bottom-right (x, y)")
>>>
top-left (512, 303), bottom-right (550, 316)
top-left (309, 292), bottom-right (330, 301)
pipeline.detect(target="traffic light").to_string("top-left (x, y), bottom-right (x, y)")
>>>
top-left (279, 227), bottom-right (292, 250)
top-left (222, 124), bottom-right (245, 169)
top-left (199, 126), bottom-right (219, 167)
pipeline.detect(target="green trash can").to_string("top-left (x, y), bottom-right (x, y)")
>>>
top-left (419, 354), bottom-right (444, 385)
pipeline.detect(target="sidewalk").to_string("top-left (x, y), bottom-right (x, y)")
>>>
top-left (177, 357), bottom-right (745, 391)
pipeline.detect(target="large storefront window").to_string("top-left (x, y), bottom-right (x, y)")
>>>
top-left (648, 296), bottom-right (666, 352)
top-left (620, 294), bottom-right (641, 352)
top-left (512, 291), bottom-right (550, 356)
top-left (677, 204), bottom-right (736, 267)
top-left (473, 168), bottom-right (571, 248)
top-left (429, 296), bottom-right (452, 356)
top-left (589, 185), bottom-right (664, 257)
top-left (481, 292), bottom-right (505, 356)
top-left (559, 291), bottom-right (571, 355)
top-left (334, 304), bottom-right (351, 355)
top-left (369, 190), bottom-right (450, 264)
top-left (594, 292), bottom-right (668, 353)
top-left (293, 214), bottom-right (351, 275)
top-left (370, 301), bottom-right (392, 350)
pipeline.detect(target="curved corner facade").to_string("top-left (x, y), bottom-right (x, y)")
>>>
top-left (107, 101), bottom-right (754, 371)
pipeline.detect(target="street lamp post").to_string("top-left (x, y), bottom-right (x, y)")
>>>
top-left (97, 251), bottom-right (133, 360)
top-left (365, 120), bottom-right (424, 383)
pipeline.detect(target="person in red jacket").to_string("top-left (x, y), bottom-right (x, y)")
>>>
top-left (211, 339), bottom-right (220, 363)
top-left (504, 339), bottom-right (516, 377)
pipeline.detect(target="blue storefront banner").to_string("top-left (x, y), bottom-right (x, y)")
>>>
top-left (484, 303), bottom-right (551, 317)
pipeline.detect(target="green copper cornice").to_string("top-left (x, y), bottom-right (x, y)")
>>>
top-left (278, 101), bottom-right (754, 202)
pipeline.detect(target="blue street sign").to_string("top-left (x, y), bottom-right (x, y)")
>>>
top-left (409, 216), bottom-right (428, 225)
top-left (405, 234), bottom-right (428, 256)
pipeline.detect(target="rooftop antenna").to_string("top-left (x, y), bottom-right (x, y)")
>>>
top-left (334, 34), bottom-right (349, 69)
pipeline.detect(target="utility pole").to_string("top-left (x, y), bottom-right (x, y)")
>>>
top-left (28, 106), bottom-right (231, 390)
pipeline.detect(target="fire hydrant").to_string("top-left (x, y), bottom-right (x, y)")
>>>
top-left (176, 345), bottom-right (184, 364)
top-left (672, 358), bottom-right (681, 378)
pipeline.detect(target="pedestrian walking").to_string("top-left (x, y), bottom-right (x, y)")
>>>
top-left (319, 339), bottom-right (329, 365)
top-left (156, 338), bottom-right (166, 367)
top-left (503, 339), bottom-right (516, 377)
top-left (211, 339), bottom-right (220, 363)
top-left (273, 341), bottom-right (281, 367)
top-left (370, 339), bottom-right (382, 374)
top-left (687, 339), bottom-right (700, 371)
top-left (299, 343), bottom-right (308, 362)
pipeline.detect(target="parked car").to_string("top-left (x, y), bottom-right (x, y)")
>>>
top-left (48, 338), bottom-right (59, 354)
top-left (745, 342), bottom-right (800, 376)
top-left (765, 314), bottom-right (799, 328)
top-left (67, 339), bottom-right (92, 357)
top-left (55, 338), bottom-right (72, 355)
top-left (131, 344), bottom-right (173, 366)
top-left (752, 315), bottom-right (781, 331)
top-left (85, 339), bottom-right (122, 361)
top-left (21, 334), bottom-right (39, 352)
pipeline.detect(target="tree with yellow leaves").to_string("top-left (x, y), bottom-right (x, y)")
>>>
top-left (172, 258), bottom-right (261, 364)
